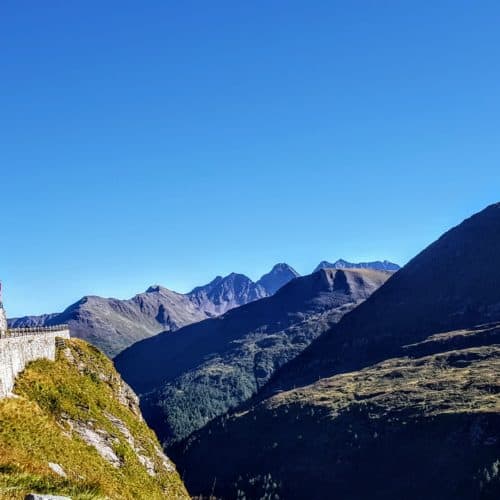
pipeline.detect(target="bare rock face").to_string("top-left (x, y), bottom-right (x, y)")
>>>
top-left (187, 273), bottom-right (267, 316)
top-left (255, 263), bottom-right (300, 295)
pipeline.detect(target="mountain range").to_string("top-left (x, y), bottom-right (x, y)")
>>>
top-left (9, 260), bottom-right (396, 357)
top-left (3, 201), bottom-right (499, 500)
top-left (187, 262), bottom-right (300, 316)
top-left (115, 268), bottom-right (392, 445)
top-left (170, 203), bottom-right (500, 500)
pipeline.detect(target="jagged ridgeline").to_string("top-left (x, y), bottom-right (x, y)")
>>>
top-left (0, 338), bottom-right (189, 499)
top-left (9, 261), bottom-right (397, 359)
top-left (171, 203), bottom-right (500, 500)
top-left (9, 264), bottom-right (301, 358)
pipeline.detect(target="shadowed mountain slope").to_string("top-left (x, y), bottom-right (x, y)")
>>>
top-left (266, 202), bottom-right (500, 393)
top-left (172, 202), bottom-right (500, 500)
top-left (114, 269), bottom-right (391, 445)
top-left (175, 324), bottom-right (500, 500)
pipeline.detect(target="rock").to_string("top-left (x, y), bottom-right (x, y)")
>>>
top-left (71, 422), bottom-right (121, 467)
top-left (48, 462), bottom-right (67, 478)
top-left (25, 494), bottom-right (71, 500)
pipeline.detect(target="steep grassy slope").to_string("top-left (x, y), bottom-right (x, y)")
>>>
top-left (115, 269), bottom-right (391, 445)
top-left (0, 338), bottom-right (188, 500)
top-left (171, 202), bottom-right (500, 499)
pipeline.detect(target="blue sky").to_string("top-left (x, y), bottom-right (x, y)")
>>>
top-left (1, 1), bottom-right (499, 316)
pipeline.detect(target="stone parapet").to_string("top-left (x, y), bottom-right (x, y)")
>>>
top-left (2, 324), bottom-right (70, 338)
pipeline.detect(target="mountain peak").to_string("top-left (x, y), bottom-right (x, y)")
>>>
top-left (224, 272), bottom-right (253, 282)
top-left (145, 284), bottom-right (166, 293)
top-left (188, 272), bottom-right (265, 316)
top-left (257, 263), bottom-right (300, 295)
top-left (270, 262), bottom-right (296, 272)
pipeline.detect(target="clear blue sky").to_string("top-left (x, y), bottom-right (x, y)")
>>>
top-left (1, 1), bottom-right (499, 316)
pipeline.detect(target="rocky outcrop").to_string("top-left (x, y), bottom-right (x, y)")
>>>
top-left (25, 494), bottom-right (70, 500)
top-left (0, 338), bottom-right (189, 499)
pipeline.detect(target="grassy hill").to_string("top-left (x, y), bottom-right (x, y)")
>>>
top-left (0, 338), bottom-right (188, 500)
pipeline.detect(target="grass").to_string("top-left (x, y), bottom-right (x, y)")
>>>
top-left (272, 345), bottom-right (500, 416)
top-left (0, 338), bottom-right (189, 499)
top-left (172, 325), bottom-right (500, 499)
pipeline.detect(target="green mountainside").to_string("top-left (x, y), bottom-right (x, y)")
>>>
top-left (171, 203), bottom-right (500, 500)
top-left (115, 268), bottom-right (391, 445)
top-left (0, 338), bottom-right (188, 500)
top-left (174, 323), bottom-right (500, 499)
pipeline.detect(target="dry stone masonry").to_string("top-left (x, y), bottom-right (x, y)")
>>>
top-left (0, 285), bottom-right (70, 397)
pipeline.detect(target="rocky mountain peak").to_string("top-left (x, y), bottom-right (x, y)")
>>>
top-left (256, 263), bottom-right (300, 295)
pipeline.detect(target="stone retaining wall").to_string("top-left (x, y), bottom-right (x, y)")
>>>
top-left (0, 327), bottom-right (70, 397)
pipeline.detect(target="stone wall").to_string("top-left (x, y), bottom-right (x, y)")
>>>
top-left (0, 303), bottom-right (7, 332)
top-left (0, 327), bottom-right (70, 397)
